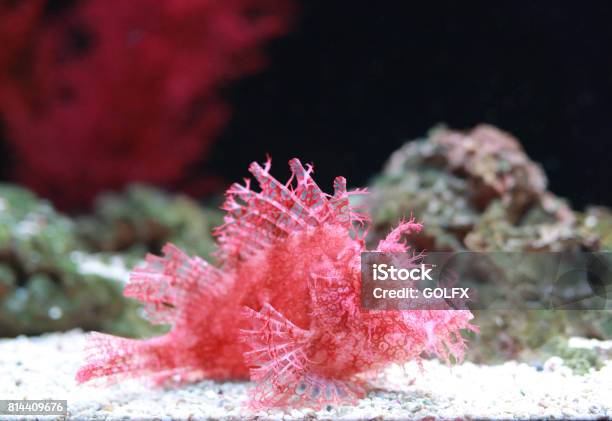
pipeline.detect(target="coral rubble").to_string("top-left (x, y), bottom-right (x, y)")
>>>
top-left (76, 184), bottom-right (220, 262)
top-left (367, 124), bottom-right (578, 252)
top-left (366, 124), bottom-right (611, 364)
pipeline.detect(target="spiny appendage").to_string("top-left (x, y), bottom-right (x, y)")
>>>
top-left (363, 310), bottom-right (476, 369)
top-left (240, 304), bottom-right (309, 393)
top-left (126, 243), bottom-right (226, 326)
top-left (419, 311), bottom-right (478, 364)
top-left (373, 219), bottom-right (477, 365)
top-left (376, 217), bottom-right (423, 253)
top-left (75, 332), bottom-right (184, 384)
top-left (77, 243), bottom-right (225, 384)
top-left (214, 158), bottom-right (369, 263)
top-left (240, 303), bottom-right (364, 408)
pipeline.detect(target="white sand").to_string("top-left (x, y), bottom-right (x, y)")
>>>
top-left (0, 330), bottom-right (610, 420)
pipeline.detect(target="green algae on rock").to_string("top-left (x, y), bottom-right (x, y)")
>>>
top-left (1, 183), bottom-right (221, 338)
top-left (0, 184), bottom-right (156, 337)
top-left (76, 184), bottom-right (221, 262)
top-left (366, 124), bottom-right (577, 252)
top-left (365, 125), bottom-right (612, 364)
top-left (579, 206), bottom-right (612, 251)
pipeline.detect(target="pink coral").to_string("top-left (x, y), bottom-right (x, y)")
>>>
top-left (0, 0), bottom-right (294, 208)
top-left (76, 158), bottom-right (476, 408)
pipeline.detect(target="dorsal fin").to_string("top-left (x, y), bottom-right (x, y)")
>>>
top-left (215, 158), bottom-right (369, 264)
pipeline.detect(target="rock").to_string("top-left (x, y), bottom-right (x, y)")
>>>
top-left (0, 183), bottom-right (157, 337)
top-left (76, 184), bottom-right (221, 262)
top-left (366, 124), bottom-right (579, 252)
top-left (364, 125), bottom-right (612, 364)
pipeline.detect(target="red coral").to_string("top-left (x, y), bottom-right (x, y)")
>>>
top-left (76, 158), bottom-right (476, 409)
top-left (0, 0), bottom-right (45, 118)
top-left (0, 0), bottom-right (294, 208)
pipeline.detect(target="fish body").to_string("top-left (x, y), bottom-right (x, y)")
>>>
top-left (77, 158), bottom-right (475, 408)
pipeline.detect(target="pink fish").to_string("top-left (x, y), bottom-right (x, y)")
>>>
top-left (77, 158), bottom-right (476, 408)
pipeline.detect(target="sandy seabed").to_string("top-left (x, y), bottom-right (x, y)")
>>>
top-left (0, 330), bottom-right (610, 420)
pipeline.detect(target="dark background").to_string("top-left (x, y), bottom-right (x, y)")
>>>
top-left (211, 1), bottom-right (612, 209)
